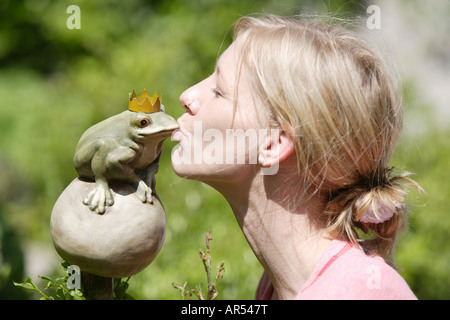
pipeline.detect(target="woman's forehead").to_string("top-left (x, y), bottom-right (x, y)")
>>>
top-left (215, 41), bottom-right (241, 73)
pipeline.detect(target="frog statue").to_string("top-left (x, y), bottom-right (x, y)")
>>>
top-left (73, 89), bottom-right (178, 214)
top-left (50, 90), bottom-right (178, 279)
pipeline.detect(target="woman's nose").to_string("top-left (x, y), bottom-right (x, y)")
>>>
top-left (179, 82), bottom-right (203, 115)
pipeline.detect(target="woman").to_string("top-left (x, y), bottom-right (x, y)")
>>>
top-left (171, 14), bottom-right (422, 299)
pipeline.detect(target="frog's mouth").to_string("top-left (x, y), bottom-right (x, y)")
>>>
top-left (156, 129), bottom-right (177, 136)
top-left (138, 128), bottom-right (176, 138)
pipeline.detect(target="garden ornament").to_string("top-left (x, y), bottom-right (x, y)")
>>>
top-left (50, 90), bottom-right (178, 279)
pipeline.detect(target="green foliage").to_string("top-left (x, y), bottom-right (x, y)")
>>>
top-left (113, 277), bottom-right (135, 300)
top-left (13, 261), bottom-right (85, 300)
top-left (0, 208), bottom-right (27, 299)
top-left (385, 81), bottom-right (450, 300)
top-left (13, 260), bottom-right (134, 300)
top-left (172, 230), bottom-right (225, 300)
top-left (391, 128), bottom-right (450, 300)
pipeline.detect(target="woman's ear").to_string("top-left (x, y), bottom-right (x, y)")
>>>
top-left (258, 128), bottom-right (294, 174)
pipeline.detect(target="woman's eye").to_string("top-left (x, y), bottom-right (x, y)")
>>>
top-left (212, 88), bottom-right (223, 98)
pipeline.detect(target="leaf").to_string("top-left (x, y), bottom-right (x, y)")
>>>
top-left (13, 281), bottom-right (34, 290)
top-left (55, 276), bottom-right (68, 283)
top-left (61, 260), bottom-right (70, 270)
top-left (114, 277), bottom-right (133, 300)
top-left (70, 289), bottom-right (86, 300)
top-left (13, 277), bottom-right (37, 291)
top-left (56, 287), bottom-right (66, 300)
top-left (39, 275), bottom-right (56, 289)
top-left (14, 277), bottom-right (54, 300)
top-left (38, 275), bottom-right (53, 282)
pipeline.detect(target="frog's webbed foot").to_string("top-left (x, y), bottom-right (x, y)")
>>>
top-left (134, 162), bottom-right (158, 205)
top-left (83, 180), bottom-right (114, 214)
top-left (135, 180), bottom-right (154, 204)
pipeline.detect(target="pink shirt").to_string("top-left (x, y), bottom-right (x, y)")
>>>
top-left (256, 239), bottom-right (417, 300)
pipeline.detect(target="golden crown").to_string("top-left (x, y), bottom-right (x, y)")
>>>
top-left (128, 89), bottom-right (161, 113)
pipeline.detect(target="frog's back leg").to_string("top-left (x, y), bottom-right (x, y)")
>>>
top-left (105, 145), bottom-right (156, 204)
top-left (73, 139), bottom-right (102, 180)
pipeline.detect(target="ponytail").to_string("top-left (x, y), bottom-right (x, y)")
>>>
top-left (325, 167), bottom-right (423, 264)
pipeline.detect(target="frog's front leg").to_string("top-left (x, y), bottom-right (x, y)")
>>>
top-left (83, 141), bottom-right (136, 214)
top-left (83, 177), bottom-right (114, 214)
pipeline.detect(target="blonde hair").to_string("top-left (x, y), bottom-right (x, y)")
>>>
top-left (233, 15), bottom-right (422, 263)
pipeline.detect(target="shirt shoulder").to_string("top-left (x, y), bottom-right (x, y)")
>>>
top-left (296, 241), bottom-right (417, 300)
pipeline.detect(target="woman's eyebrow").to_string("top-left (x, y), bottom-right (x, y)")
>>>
top-left (215, 66), bottom-right (228, 92)
top-left (215, 65), bottom-right (221, 77)
top-left (212, 63), bottom-right (221, 82)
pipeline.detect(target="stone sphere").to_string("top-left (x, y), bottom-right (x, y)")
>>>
top-left (50, 178), bottom-right (166, 278)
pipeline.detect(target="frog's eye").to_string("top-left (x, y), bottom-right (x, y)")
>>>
top-left (137, 117), bottom-right (151, 128)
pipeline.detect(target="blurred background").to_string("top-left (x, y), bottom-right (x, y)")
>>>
top-left (0, 0), bottom-right (448, 299)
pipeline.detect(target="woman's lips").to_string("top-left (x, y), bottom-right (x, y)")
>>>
top-left (171, 129), bottom-right (183, 142)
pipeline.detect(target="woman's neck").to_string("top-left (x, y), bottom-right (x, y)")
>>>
top-left (213, 169), bottom-right (333, 299)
